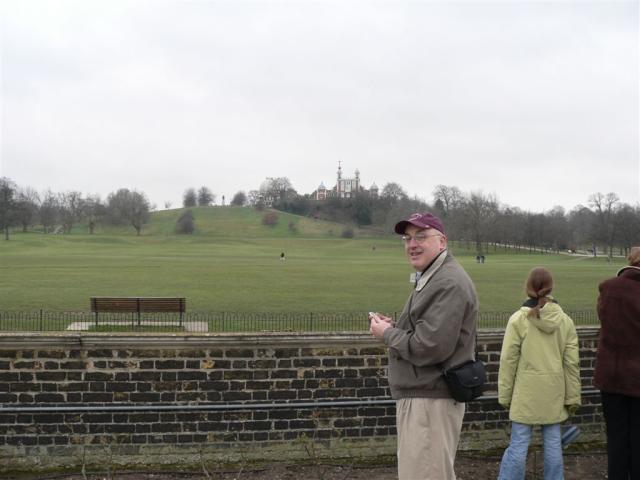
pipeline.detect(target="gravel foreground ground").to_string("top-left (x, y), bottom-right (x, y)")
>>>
top-left (6, 452), bottom-right (608, 480)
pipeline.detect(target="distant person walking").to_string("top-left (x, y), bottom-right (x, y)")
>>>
top-left (594, 247), bottom-right (640, 480)
top-left (498, 267), bottom-right (581, 480)
top-left (280, 252), bottom-right (286, 261)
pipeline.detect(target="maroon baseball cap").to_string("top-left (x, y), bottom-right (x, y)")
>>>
top-left (394, 212), bottom-right (446, 235)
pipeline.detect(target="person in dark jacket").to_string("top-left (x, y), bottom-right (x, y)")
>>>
top-left (594, 246), bottom-right (640, 480)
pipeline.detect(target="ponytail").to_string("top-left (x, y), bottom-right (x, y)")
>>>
top-left (525, 268), bottom-right (554, 318)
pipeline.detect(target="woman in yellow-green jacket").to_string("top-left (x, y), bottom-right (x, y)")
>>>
top-left (497, 267), bottom-right (581, 480)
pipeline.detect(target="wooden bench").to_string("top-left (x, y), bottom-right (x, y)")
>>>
top-left (90, 297), bottom-right (186, 325)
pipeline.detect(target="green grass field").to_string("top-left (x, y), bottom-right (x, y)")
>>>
top-left (0, 207), bottom-right (623, 329)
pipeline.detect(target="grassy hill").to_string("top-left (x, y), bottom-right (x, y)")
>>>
top-left (85, 206), bottom-right (372, 239)
top-left (0, 207), bottom-right (625, 322)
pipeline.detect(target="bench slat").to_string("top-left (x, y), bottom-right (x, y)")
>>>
top-left (91, 297), bottom-right (186, 313)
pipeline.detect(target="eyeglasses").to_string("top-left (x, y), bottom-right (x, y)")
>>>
top-left (401, 233), bottom-right (442, 244)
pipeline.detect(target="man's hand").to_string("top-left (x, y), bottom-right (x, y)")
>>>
top-left (369, 313), bottom-right (394, 339)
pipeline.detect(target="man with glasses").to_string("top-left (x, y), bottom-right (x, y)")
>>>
top-left (369, 212), bottom-right (478, 480)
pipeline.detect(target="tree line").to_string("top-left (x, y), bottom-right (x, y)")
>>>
top-left (428, 187), bottom-right (639, 258)
top-left (0, 178), bottom-right (156, 238)
top-left (1, 176), bottom-right (638, 257)
top-left (265, 180), bottom-right (639, 258)
top-left (0, 178), bottom-right (230, 239)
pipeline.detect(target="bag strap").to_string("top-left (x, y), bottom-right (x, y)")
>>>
top-left (474, 331), bottom-right (479, 359)
top-left (441, 331), bottom-right (479, 374)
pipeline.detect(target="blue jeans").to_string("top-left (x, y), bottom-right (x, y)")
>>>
top-left (498, 422), bottom-right (564, 480)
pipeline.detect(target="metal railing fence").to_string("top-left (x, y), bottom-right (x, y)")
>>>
top-left (0, 310), bottom-right (599, 333)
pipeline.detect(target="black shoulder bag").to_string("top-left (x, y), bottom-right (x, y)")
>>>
top-left (411, 257), bottom-right (485, 402)
top-left (441, 336), bottom-right (486, 402)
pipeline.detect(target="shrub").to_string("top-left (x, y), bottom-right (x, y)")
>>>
top-left (262, 211), bottom-right (278, 226)
top-left (176, 210), bottom-right (195, 234)
top-left (341, 226), bottom-right (354, 238)
top-left (231, 191), bottom-right (247, 206)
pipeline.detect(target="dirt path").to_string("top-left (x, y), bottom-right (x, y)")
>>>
top-left (7, 452), bottom-right (608, 479)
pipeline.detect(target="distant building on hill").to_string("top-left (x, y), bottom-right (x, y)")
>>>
top-left (316, 182), bottom-right (328, 200)
top-left (313, 162), bottom-right (377, 200)
top-left (336, 164), bottom-right (360, 199)
top-left (250, 164), bottom-right (379, 206)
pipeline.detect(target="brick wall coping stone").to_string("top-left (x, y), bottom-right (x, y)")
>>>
top-left (0, 326), bottom-right (600, 349)
top-left (0, 327), bottom-right (599, 348)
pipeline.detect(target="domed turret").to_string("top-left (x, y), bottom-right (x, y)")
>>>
top-left (316, 181), bottom-right (328, 200)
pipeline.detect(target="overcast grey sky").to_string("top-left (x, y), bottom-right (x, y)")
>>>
top-left (1, 0), bottom-right (638, 212)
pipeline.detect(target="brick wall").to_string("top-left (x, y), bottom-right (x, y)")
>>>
top-left (0, 328), bottom-right (603, 474)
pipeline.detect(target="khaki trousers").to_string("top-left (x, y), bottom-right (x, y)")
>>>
top-left (396, 397), bottom-right (465, 480)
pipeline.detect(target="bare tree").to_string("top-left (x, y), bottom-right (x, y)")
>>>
top-left (461, 191), bottom-right (499, 254)
top-left (14, 186), bottom-right (40, 233)
top-left (247, 190), bottom-right (261, 206)
top-left (589, 192), bottom-right (620, 258)
top-left (522, 212), bottom-right (546, 252)
top-left (432, 185), bottom-right (464, 239)
top-left (84, 194), bottom-right (105, 234)
top-left (197, 186), bottom-right (215, 206)
top-left (183, 188), bottom-right (197, 208)
top-left (615, 203), bottom-right (640, 256)
top-left (107, 188), bottom-right (151, 236)
top-left (432, 185), bottom-right (463, 217)
top-left (260, 177), bottom-right (296, 204)
top-left (568, 205), bottom-right (596, 253)
top-left (544, 206), bottom-right (570, 252)
top-left (380, 182), bottom-right (408, 202)
top-left (0, 177), bottom-right (16, 240)
top-left (270, 177), bottom-right (295, 200)
top-left (40, 190), bottom-right (60, 234)
top-left (58, 191), bottom-right (84, 234)
top-left (381, 197), bottom-right (430, 234)
top-left (493, 206), bottom-right (525, 252)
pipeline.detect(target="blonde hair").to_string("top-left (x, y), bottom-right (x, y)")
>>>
top-left (525, 267), bottom-right (554, 318)
top-left (628, 247), bottom-right (640, 267)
